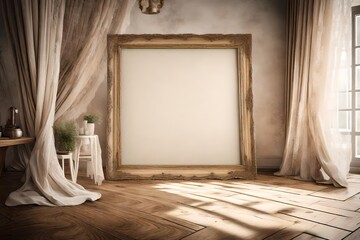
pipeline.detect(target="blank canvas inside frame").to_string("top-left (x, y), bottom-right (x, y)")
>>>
top-left (120, 48), bottom-right (240, 165)
top-left (107, 34), bottom-right (255, 180)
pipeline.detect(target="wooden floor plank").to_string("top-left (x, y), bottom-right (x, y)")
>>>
top-left (154, 181), bottom-right (360, 231)
top-left (343, 227), bottom-right (360, 240)
top-left (181, 227), bottom-right (244, 240)
top-left (264, 228), bottom-right (303, 240)
top-left (1, 210), bottom-right (124, 240)
top-left (65, 193), bottom-right (196, 240)
top-left (309, 182), bottom-right (360, 201)
top-left (292, 233), bottom-right (326, 240)
top-left (147, 183), bottom-right (351, 239)
top-left (274, 214), bottom-right (350, 240)
top-left (0, 172), bottom-right (359, 240)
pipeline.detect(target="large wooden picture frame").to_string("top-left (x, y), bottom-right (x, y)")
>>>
top-left (107, 34), bottom-right (255, 180)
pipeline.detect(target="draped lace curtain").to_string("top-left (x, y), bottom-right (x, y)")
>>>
top-left (276, 0), bottom-right (352, 187)
top-left (1, 0), bottom-right (133, 206)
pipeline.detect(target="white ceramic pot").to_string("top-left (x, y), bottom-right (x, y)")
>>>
top-left (83, 120), bottom-right (88, 130)
top-left (87, 123), bottom-right (95, 135)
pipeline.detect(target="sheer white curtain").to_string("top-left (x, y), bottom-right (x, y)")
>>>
top-left (276, 0), bottom-right (352, 187)
top-left (1, 0), bottom-right (133, 206)
top-left (56, 0), bottom-right (134, 120)
top-left (2, 0), bottom-right (100, 206)
top-left (1, 0), bottom-right (134, 171)
top-left (55, 0), bottom-right (133, 186)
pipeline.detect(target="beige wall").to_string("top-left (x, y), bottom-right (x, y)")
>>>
top-left (0, 19), bottom-right (20, 127)
top-left (353, 0), bottom-right (360, 6)
top-left (115, 0), bottom-right (286, 168)
top-left (0, 0), bottom-right (287, 169)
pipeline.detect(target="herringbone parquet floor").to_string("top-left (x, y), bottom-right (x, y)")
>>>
top-left (0, 171), bottom-right (359, 239)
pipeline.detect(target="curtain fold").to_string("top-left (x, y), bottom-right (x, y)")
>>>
top-left (56, 0), bottom-right (133, 120)
top-left (1, 0), bottom-right (133, 206)
top-left (0, 1), bottom-right (32, 171)
top-left (2, 0), bottom-right (100, 206)
top-left (2, 0), bottom-right (134, 170)
top-left (276, 0), bottom-right (352, 187)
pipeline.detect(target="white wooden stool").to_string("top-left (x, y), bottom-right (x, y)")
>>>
top-left (57, 153), bottom-right (76, 182)
top-left (74, 135), bottom-right (104, 185)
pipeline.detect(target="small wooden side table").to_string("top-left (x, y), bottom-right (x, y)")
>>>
top-left (0, 137), bottom-right (33, 176)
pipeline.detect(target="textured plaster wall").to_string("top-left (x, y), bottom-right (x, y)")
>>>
top-left (0, 19), bottom-right (20, 127)
top-left (0, 0), bottom-right (287, 169)
top-left (353, 0), bottom-right (360, 6)
top-left (120, 0), bottom-right (287, 168)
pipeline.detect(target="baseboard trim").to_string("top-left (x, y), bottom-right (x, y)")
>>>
top-left (350, 166), bottom-right (360, 174)
top-left (256, 158), bottom-right (282, 170)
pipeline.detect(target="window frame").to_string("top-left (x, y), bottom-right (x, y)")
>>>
top-left (351, 6), bottom-right (360, 171)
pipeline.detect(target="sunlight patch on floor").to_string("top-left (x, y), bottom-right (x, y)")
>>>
top-left (153, 181), bottom-right (300, 239)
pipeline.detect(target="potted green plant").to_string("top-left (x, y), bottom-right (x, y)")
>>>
top-left (83, 114), bottom-right (101, 135)
top-left (83, 114), bottom-right (100, 124)
top-left (53, 120), bottom-right (77, 154)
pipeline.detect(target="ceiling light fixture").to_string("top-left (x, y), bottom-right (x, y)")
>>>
top-left (139, 0), bottom-right (164, 14)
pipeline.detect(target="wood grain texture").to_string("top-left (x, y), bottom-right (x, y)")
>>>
top-left (0, 137), bottom-right (33, 175)
top-left (0, 137), bottom-right (33, 147)
top-left (0, 171), bottom-right (359, 239)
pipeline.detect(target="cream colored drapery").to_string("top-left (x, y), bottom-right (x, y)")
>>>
top-left (56, 0), bottom-right (133, 120)
top-left (1, 0), bottom-right (133, 206)
top-left (2, 0), bottom-right (100, 206)
top-left (55, 0), bottom-right (133, 186)
top-left (276, 0), bottom-right (352, 187)
top-left (2, 0), bottom-right (133, 171)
